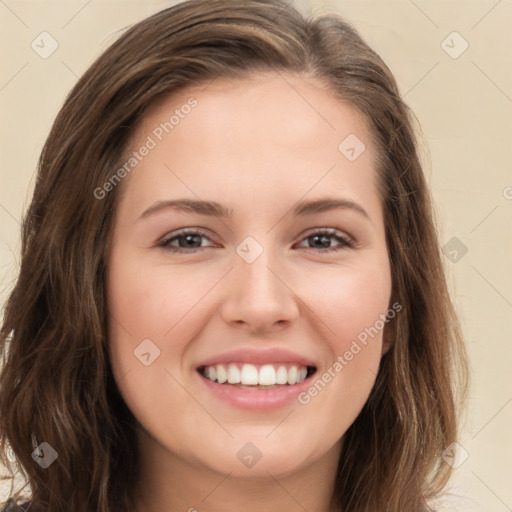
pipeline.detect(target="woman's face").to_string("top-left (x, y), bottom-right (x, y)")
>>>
top-left (106, 72), bottom-right (393, 480)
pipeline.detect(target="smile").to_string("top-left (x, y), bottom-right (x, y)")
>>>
top-left (199, 363), bottom-right (316, 387)
top-left (196, 362), bottom-right (318, 410)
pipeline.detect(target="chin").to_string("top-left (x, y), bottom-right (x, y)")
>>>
top-left (211, 450), bottom-right (313, 480)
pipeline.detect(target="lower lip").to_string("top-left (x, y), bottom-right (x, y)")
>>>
top-left (197, 371), bottom-right (315, 411)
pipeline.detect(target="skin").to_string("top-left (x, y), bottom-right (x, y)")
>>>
top-left (106, 71), bottom-right (394, 512)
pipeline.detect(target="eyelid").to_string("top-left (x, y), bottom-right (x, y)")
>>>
top-left (295, 228), bottom-right (354, 252)
top-left (158, 228), bottom-right (216, 248)
top-left (158, 227), bottom-right (356, 253)
top-left (299, 227), bottom-right (354, 244)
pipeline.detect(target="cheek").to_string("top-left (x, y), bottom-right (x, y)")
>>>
top-left (105, 255), bottom-right (203, 432)
top-left (105, 251), bottom-right (224, 401)
top-left (106, 252), bottom-right (216, 340)
top-left (295, 259), bottom-right (391, 427)
top-left (299, 258), bottom-right (392, 346)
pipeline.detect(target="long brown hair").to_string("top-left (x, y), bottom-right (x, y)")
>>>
top-left (0, 1), bottom-right (468, 510)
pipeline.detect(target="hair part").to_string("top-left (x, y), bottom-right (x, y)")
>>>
top-left (0, 1), bottom-right (468, 511)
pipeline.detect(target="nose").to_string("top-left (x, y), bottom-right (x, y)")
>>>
top-left (220, 247), bottom-right (299, 334)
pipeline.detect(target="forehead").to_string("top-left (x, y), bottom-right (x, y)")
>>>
top-left (117, 72), bottom-right (381, 222)
top-left (138, 71), bottom-right (373, 150)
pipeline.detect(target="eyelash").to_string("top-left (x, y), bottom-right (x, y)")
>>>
top-left (158, 228), bottom-right (355, 254)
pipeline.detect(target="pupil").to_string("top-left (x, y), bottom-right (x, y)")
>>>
top-left (183, 234), bottom-right (200, 247)
top-left (311, 235), bottom-right (330, 248)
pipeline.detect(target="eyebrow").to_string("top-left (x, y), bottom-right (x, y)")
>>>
top-left (137, 197), bottom-right (369, 221)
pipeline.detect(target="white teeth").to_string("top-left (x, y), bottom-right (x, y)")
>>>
top-left (258, 364), bottom-right (276, 385)
top-left (207, 366), bottom-right (216, 381)
top-left (202, 363), bottom-right (311, 386)
top-left (240, 364), bottom-right (259, 385)
top-left (276, 365), bottom-right (288, 384)
top-left (216, 364), bottom-right (227, 384)
top-left (227, 364), bottom-right (241, 384)
top-left (287, 366), bottom-right (298, 385)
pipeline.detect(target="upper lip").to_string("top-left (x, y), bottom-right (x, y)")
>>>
top-left (196, 348), bottom-right (317, 369)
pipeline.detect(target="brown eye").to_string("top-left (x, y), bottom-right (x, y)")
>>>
top-left (159, 229), bottom-right (214, 252)
top-left (296, 229), bottom-right (354, 253)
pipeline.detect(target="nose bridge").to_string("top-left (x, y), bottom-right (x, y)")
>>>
top-left (236, 236), bottom-right (283, 301)
top-left (221, 235), bottom-right (299, 330)
top-left (238, 245), bottom-right (279, 298)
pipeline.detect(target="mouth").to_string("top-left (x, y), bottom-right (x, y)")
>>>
top-left (195, 348), bottom-right (319, 409)
top-left (197, 363), bottom-right (318, 389)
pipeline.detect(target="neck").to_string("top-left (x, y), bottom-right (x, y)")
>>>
top-left (134, 427), bottom-right (342, 512)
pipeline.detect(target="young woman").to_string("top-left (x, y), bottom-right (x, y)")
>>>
top-left (0, 1), bottom-right (468, 511)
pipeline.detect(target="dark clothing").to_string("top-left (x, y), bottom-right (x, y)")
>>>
top-left (0, 499), bottom-right (31, 511)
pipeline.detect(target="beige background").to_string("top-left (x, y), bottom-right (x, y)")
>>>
top-left (1, 0), bottom-right (511, 510)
